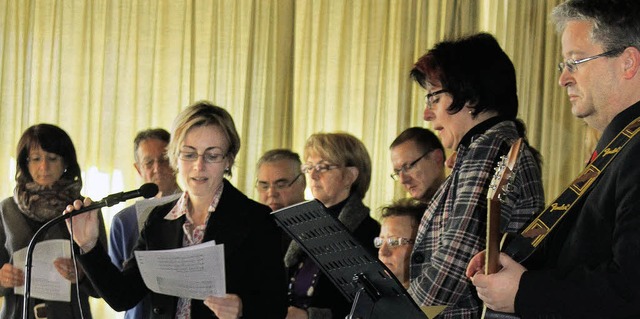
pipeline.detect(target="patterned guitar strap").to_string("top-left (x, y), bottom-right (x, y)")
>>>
top-left (504, 115), bottom-right (640, 262)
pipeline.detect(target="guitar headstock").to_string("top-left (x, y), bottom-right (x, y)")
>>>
top-left (487, 138), bottom-right (523, 204)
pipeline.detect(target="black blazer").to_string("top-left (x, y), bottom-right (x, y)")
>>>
top-left (79, 179), bottom-right (287, 319)
top-left (516, 101), bottom-right (640, 318)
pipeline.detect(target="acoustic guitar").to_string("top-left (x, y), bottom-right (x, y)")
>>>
top-left (481, 138), bottom-right (522, 319)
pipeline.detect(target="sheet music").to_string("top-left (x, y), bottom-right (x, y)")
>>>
top-left (13, 239), bottom-right (72, 302)
top-left (134, 241), bottom-right (225, 300)
top-left (135, 192), bottom-right (182, 231)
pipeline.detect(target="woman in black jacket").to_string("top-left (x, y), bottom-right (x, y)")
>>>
top-left (64, 101), bottom-right (287, 319)
top-left (285, 132), bottom-right (380, 319)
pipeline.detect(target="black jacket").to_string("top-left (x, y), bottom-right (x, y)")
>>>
top-left (79, 179), bottom-right (287, 318)
top-left (516, 101), bottom-right (640, 318)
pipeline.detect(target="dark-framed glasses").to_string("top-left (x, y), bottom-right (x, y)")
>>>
top-left (390, 151), bottom-right (431, 181)
top-left (178, 150), bottom-right (227, 164)
top-left (301, 163), bottom-right (340, 174)
top-left (374, 236), bottom-right (414, 249)
top-left (424, 89), bottom-right (448, 110)
top-left (256, 173), bottom-right (303, 192)
top-left (557, 48), bottom-right (624, 73)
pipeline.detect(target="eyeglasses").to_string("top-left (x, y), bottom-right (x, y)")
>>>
top-left (27, 154), bottom-right (61, 165)
top-left (301, 163), bottom-right (341, 174)
top-left (374, 236), bottom-right (414, 249)
top-left (424, 89), bottom-right (448, 110)
top-left (256, 173), bottom-right (303, 192)
top-left (178, 150), bottom-right (227, 164)
top-left (557, 48), bottom-right (624, 73)
top-left (140, 156), bottom-right (170, 169)
top-left (390, 151), bottom-right (431, 181)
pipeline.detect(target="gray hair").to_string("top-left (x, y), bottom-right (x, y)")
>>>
top-left (551, 0), bottom-right (640, 51)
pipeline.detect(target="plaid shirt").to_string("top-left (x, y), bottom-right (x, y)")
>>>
top-left (408, 120), bottom-right (545, 318)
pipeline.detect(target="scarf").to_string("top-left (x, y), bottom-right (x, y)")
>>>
top-left (13, 179), bottom-right (82, 222)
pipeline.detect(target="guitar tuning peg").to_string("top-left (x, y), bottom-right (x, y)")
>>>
top-left (502, 183), bottom-right (514, 193)
top-left (498, 192), bottom-right (514, 205)
top-left (497, 193), bottom-right (507, 204)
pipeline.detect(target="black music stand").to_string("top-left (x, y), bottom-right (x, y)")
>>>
top-left (272, 200), bottom-right (429, 319)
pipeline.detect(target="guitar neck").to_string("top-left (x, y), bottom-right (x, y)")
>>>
top-left (485, 200), bottom-right (502, 274)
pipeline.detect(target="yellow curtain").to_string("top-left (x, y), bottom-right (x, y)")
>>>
top-left (0, 1), bottom-right (592, 317)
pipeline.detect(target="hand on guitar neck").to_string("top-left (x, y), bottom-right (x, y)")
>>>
top-left (466, 250), bottom-right (525, 314)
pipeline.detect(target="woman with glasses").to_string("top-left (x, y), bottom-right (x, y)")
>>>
top-left (284, 132), bottom-right (380, 319)
top-left (63, 101), bottom-right (287, 319)
top-left (407, 33), bottom-right (545, 318)
top-left (376, 198), bottom-right (428, 289)
top-left (0, 124), bottom-right (106, 319)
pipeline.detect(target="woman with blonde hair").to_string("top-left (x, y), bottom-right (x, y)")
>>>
top-left (64, 101), bottom-right (287, 319)
top-left (285, 132), bottom-right (379, 319)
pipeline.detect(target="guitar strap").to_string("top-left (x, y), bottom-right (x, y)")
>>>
top-left (484, 115), bottom-right (640, 319)
top-left (503, 115), bottom-right (640, 262)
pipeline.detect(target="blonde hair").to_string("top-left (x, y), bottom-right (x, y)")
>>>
top-left (168, 101), bottom-right (240, 176)
top-left (304, 132), bottom-right (371, 199)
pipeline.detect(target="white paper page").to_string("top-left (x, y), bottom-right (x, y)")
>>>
top-left (13, 239), bottom-right (72, 302)
top-left (135, 193), bottom-right (182, 231)
top-left (134, 241), bottom-right (225, 300)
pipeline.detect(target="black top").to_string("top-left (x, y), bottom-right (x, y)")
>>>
top-left (78, 179), bottom-right (287, 319)
top-left (516, 100), bottom-right (640, 318)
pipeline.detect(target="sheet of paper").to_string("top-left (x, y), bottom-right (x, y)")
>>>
top-left (13, 239), bottom-right (72, 302)
top-left (135, 193), bottom-right (182, 231)
top-left (135, 241), bottom-right (225, 300)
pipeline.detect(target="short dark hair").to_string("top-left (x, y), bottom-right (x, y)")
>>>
top-left (133, 128), bottom-right (171, 162)
top-left (380, 198), bottom-right (428, 228)
top-left (551, 0), bottom-right (640, 52)
top-left (390, 127), bottom-right (444, 157)
top-left (15, 123), bottom-right (82, 186)
top-left (410, 33), bottom-right (518, 119)
top-left (256, 149), bottom-right (302, 171)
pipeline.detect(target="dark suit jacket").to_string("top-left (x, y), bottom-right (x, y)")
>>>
top-left (79, 179), bottom-right (287, 318)
top-left (516, 101), bottom-right (640, 318)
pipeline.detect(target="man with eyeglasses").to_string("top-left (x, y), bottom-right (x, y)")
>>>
top-left (376, 198), bottom-right (428, 289)
top-left (108, 128), bottom-right (181, 319)
top-left (255, 149), bottom-right (306, 212)
top-left (255, 149), bottom-right (307, 253)
top-left (390, 127), bottom-right (446, 203)
top-left (466, 1), bottom-right (640, 318)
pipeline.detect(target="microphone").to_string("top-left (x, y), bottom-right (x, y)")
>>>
top-left (86, 183), bottom-right (158, 210)
top-left (63, 182), bottom-right (159, 218)
top-left (21, 183), bottom-right (159, 319)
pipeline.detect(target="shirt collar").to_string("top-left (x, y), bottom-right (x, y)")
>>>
top-left (458, 116), bottom-right (505, 148)
top-left (164, 182), bottom-right (224, 221)
top-left (594, 100), bottom-right (640, 154)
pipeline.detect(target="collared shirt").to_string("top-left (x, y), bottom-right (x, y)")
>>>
top-left (166, 183), bottom-right (224, 319)
top-left (408, 120), bottom-right (545, 318)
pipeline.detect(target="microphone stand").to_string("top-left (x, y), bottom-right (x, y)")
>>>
top-left (21, 183), bottom-right (157, 319)
top-left (21, 201), bottom-right (109, 319)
